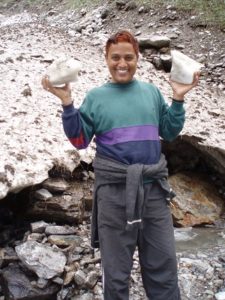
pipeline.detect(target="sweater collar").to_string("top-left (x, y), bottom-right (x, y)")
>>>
top-left (104, 78), bottom-right (138, 88)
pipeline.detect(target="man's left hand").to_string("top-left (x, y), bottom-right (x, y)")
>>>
top-left (170, 71), bottom-right (200, 101)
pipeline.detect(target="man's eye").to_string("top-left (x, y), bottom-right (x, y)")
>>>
top-left (125, 56), bottom-right (134, 61)
top-left (111, 56), bottom-right (120, 61)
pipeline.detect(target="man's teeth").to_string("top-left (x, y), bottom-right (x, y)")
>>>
top-left (117, 70), bottom-right (128, 74)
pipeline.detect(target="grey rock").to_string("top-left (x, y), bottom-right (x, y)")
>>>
top-left (0, 264), bottom-right (59, 300)
top-left (71, 293), bottom-right (94, 300)
top-left (43, 178), bottom-right (69, 193)
top-left (138, 35), bottom-right (171, 49)
top-left (45, 225), bottom-right (77, 235)
top-left (34, 188), bottom-right (53, 200)
top-left (48, 235), bottom-right (82, 247)
top-left (74, 269), bottom-right (86, 286)
top-left (160, 53), bottom-right (172, 72)
top-left (27, 233), bottom-right (44, 242)
top-left (15, 241), bottom-right (67, 279)
top-left (30, 220), bottom-right (49, 233)
top-left (85, 270), bottom-right (99, 289)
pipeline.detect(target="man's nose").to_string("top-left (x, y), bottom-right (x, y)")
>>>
top-left (118, 58), bottom-right (127, 66)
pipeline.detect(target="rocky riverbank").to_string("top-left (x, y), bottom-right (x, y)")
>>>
top-left (0, 176), bottom-right (225, 300)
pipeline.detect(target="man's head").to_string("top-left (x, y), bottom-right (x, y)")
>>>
top-left (105, 30), bottom-right (139, 84)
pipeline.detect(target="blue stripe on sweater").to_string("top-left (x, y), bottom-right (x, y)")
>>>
top-left (96, 140), bottom-right (161, 165)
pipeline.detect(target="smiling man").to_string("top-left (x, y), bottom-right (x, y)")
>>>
top-left (42, 30), bottom-right (200, 300)
top-left (105, 39), bottom-right (138, 83)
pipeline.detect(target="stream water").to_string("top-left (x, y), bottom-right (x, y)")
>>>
top-left (175, 227), bottom-right (225, 253)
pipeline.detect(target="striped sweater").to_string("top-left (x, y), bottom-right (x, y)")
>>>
top-left (62, 79), bottom-right (185, 165)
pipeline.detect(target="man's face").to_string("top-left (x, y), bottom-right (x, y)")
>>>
top-left (106, 42), bottom-right (138, 84)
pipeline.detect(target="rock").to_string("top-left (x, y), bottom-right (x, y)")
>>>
top-left (74, 269), bottom-right (86, 286)
top-left (169, 172), bottom-right (224, 227)
top-left (47, 235), bottom-right (82, 247)
top-left (45, 225), bottom-right (77, 235)
top-left (84, 195), bottom-right (93, 211)
top-left (64, 270), bottom-right (75, 285)
top-left (27, 182), bottom-right (85, 223)
top-left (160, 53), bottom-right (172, 72)
top-left (0, 264), bottom-right (59, 300)
top-left (152, 56), bottom-right (163, 70)
top-left (85, 271), bottom-right (99, 289)
top-left (138, 6), bottom-right (150, 14)
top-left (34, 188), bottom-right (53, 200)
top-left (125, 1), bottom-right (137, 11)
top-left (27, 233), bottom-right (44, 242)
top-left (0, 247), bottom-right (18, 268)
top-left (15, 241), bottom-right (67, 279)
top-left (21, 84), bottom-right (32, 97)
top-left (138, 35), bottom-right (171, 49)
top-left (71, 293), bottom-right (94, 300)
top-left (100, 8), bottom-right (109, 19)
top-left (36, 277), bottom-right (49, 289)
top-left (116, 0), bottom-right (127, 9)
top-left (30, 220), bottom-right (49, 233)
top-left (42, 178), bottom-right (70, 193)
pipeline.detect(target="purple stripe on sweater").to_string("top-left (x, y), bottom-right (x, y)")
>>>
top-left (96, 125), bottom-right (159, 145)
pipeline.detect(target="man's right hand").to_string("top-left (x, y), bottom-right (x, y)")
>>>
top-left (41, 75), bottom-right (73, 106)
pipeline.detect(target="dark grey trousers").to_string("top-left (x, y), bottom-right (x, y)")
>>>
top-left (97, 182), bottom-right (181, 300)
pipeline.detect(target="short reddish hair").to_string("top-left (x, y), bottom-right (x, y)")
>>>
top-left (105, 30), bottom-right (139, 58)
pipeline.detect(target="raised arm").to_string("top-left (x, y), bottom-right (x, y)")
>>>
top-left (159, 72), bottom-right (200, 141)
top-left (41, 76), bottom-right (94, 149)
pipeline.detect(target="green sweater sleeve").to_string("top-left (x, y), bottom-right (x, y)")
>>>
top-left (157, 89), bottom-right (185, 141)
top-left (79, 94), bottom-right (95, 144)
